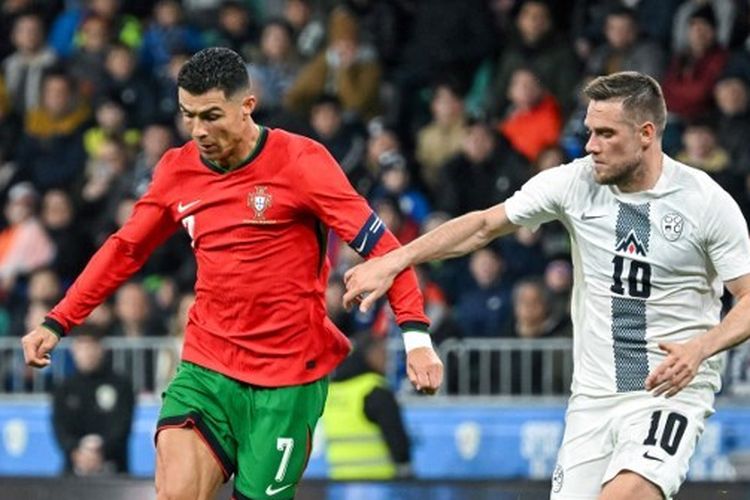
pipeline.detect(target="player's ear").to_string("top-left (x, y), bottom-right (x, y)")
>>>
top-left (640, 121), bottom-right (655, 147)
top-left (241, 94), bottom-right (256, 118)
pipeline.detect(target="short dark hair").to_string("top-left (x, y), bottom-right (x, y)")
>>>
top-left (177, 47), bottom-right (250, 98)
top-left (583, 71), bottom-right (666, 136)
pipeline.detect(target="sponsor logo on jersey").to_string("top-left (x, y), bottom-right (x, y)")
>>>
top-left (247, 186), bottom-right (275, 223)
top-left (615, 229), bottom-right (647, 256)
top-left (661, 212), bottom-right (684, 242)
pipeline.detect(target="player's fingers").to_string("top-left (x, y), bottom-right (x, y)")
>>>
top-left (429, 362), bottom-right (444, 389)
top-left (407, 363), bottom-right (419, 390)
top-left (645, 360), bottom-right (672, 389)
top-left (343, 268), bottom-right (354, 285)
top-left (358, 291), bottom-right (379, 313)
top-left (342, 289), bottom-right (359, 310)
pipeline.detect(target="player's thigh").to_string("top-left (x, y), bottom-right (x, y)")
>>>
top-left (602, 389), bottom-right (713, 499)
top-left (155, 427), bottom-right (225, 500)
top-left (156, 362), bottom-right (241, 498)
top-left (599, 470), bottom-right (662, 500)
top-left (233, 377), bottom-right (329, 500)
top-left (551, 398), bottom-right (614, 499)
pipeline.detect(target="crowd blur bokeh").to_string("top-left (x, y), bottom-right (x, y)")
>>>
top-left (3, 0), bottom-right (750, 395)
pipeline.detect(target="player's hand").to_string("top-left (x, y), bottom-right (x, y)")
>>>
top-left (21, 326), bottom-right (60, 368)
top-left (645, 338), bottom-right (705, 397)
top-left (406, 346), bottom-right (443, 395)
top-left (343, 256), bottom-right (398, 313)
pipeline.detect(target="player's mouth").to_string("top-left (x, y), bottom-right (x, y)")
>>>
top-left (198, 143), bottom-right (218, 154)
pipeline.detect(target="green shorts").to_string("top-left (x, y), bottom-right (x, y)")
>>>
top-left (156, 361), bottom-right (328, 500)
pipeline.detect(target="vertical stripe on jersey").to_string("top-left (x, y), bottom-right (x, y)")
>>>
top-left (612, 202), bottom-right (650, 392)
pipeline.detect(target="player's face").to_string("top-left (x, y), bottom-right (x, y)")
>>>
top-left (178, 87), bottom-right (256, 164)
top-left (584, 100), bottom-right (645, 186)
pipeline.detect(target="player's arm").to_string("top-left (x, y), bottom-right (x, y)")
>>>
top-left (22, 168), bottom-right (178, 368)
top-left (343, 203), bottom-right (519, 312)
top-left (296, 141), bottom-right (442, 393)
top-left (646, 273), bottom-right (750, 397)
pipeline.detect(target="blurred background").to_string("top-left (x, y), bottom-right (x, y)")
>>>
top-left (2, 0), bottom-right (750, 498)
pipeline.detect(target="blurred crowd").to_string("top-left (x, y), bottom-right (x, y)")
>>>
top-left (2, 0), bottom-right (750, 395)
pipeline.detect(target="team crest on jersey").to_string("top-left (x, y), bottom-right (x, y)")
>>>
top-left (615, 229), bottom-right (647, 256)
top-left (661, 212), bottom-right (684, 242)
top-left (249, 186), bottom-right (273, 220)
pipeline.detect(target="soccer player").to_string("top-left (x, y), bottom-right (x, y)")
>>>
top-left (343, 71), bottom-right (750, 500)
top-left (21, 47), bottom-right (443, 500)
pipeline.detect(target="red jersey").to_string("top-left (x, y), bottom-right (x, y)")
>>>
top-left (44, 127), bottom-right (429, 386)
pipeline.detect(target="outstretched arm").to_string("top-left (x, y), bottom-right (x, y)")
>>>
top-left (343, 203), bottom-right (519, 312)
top-left (646, 273), bottom-right (750, 397)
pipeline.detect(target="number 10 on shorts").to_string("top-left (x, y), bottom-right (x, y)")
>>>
top-left (643, 411), bottom-right (688, 455)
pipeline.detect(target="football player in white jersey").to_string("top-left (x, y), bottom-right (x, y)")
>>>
top-left (342, 71), bottom-right (750, 499)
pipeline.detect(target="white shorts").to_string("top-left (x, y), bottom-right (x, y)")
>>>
top-left (550, 387), bottom-right (715, 500)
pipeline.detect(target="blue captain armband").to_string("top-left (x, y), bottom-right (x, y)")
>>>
top-left (349, 213), bottom-right (386, 258)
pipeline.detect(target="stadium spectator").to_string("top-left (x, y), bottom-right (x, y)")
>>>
top-left (662, 5), bottom-right (729, 122)
top-left (139, 0), bottom-right (204, 72)
top-left (414, 79), bottom-right (469, 193)
top-left (281, 0), bottom-right (326, 61)
top-left (672, 0), bottom-right (737, 53)
top-left (48, 0), bottom-right (142, 59)
top-left (455, 247), bottom-right (513, 339)
top-left (322, 332), bottom-right (413, 479)
top-left (369, 150), bottom-right (430, 227)
top-left (285, 7), bottom-right (382, 121)
top-left (52, 325), bottom-right (135, 474)
top-left (247, 18), bottom-right (301, 116)
top-left (202, 0), bottom-right (258, 62)
top-left (99, 43), bottom-right (157, 129)
top-left (3, 13), bottom-right (57, 116)
top-left (17, 70), bottom-right (89, 191)
top-left (488, 0), bottom-right (579, 116)
top-left (435, 120), bottom-right (528, 217)
top-left (585, 6), bottom-right (665, 79)
top-left (66, 14), bottom-right (112, 99)
top-left (713, 75), bottom-right (750, 168)
top-left (308, 94), bottom-right (368, 193)
top-left (41, 189), bottom-right (95, 283)
top-left (0, 183), bottom-right (55, 293)
top-left (498, 66), bottom-right (562, 163)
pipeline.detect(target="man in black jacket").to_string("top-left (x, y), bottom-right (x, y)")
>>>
top-left (52, 325), bottom-right (135, 475)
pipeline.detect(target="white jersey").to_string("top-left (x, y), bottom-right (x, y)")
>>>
top-left (505, 154), bottom-right (750, 397)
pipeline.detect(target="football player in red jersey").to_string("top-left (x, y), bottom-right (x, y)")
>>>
top-left (22, 47), bottom-right (442, 500)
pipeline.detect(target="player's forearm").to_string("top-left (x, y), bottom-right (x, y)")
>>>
top-left (699, 293), bottom-right (750, 359)
top-left (386, 208), bottom-right (509, 272)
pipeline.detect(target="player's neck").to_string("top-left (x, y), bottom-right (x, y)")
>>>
top-left (215, 122), bottom-right (262, 170)
top-left (617, 147), bottom-right (663, 193)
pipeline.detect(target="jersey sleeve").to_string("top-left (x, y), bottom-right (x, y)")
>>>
top-left (295, 140), bottom-right (429, 331)
top-left (504, 160), bottom-right (579, 230)
top-left (43, 153), bottom-right (180, 335)
top-left (702, 186), bottom-right (750, 283)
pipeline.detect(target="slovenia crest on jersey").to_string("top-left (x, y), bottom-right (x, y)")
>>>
top-left (661, 212), bottom-right (684, 242)
top-left (249, 186), bottom-right (273, 220)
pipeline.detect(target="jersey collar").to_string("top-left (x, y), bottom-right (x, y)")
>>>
top-left (200, 126), bottom-right (268, 174)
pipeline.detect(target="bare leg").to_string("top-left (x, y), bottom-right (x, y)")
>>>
top-left (599, 470), bottom-right (664, 500)
top-left (155, 428), bottom-right (225, 500)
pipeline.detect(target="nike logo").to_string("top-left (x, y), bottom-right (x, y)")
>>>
top-left (643, 451), bottom-right (664, 462)
top-left (355, 235), bottom-right (368, 253)
top-left (581, 212), bottom-right (606, 220)
top-left (177, 200), bottom-right (201, 213)
top-left (265, 483), bottom-right (293, 496)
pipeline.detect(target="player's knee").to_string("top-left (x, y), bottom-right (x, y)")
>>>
top-left (155, 474), bottom-right (204, 500)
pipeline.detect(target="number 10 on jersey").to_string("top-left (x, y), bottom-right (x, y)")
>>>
top-left (611, 256), bottom-right (651, 298)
